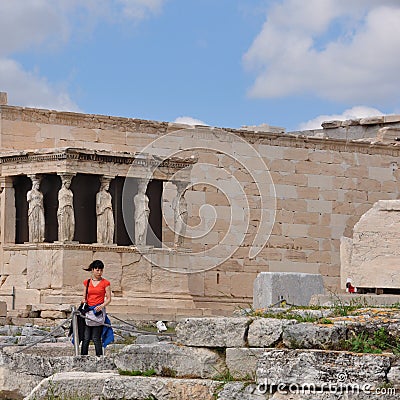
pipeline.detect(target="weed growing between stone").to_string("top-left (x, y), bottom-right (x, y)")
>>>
top-left (241, 305), bottom-right (329, 324)
top-left (345, 327), bottom-right (400, 354)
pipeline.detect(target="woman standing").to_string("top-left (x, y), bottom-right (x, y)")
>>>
top-left (80, 260), bottom-right (112, 356)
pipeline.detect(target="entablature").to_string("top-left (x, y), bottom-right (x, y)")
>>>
top-left (0, 147), bottom-right (197, 181)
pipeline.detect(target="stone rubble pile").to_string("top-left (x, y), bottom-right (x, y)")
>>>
top-left (0, 311), bottom-right (399, 399)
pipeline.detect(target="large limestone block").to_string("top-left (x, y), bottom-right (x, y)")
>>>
top-left (26, 372), bottom-right (116, 400)
top-left (256, 349), bottom-right (392, 388)
top-left (103, 375), bottom-right (219, 400)
top-left (121, 259), bottom-right (152, 293)
top-left (282, 323), bottom-right (347, 350)
top-left (253, 272), bottom-right (325, 308)
top-left (226, 348), bottom-right (266, 379)
top-left (0, 350), bottom-right (115, 379)
top-left (176, 317), bottom-right (251, 347)
top-left (3, 251), bottom-right (27, 275)
top-left (93, 251), bottom-right (123, 291)
top-left (0, 366), bottom-right (42, 399)
top-left (27, 249), bottom-right (63, 289)
top-left (217, 382), bottom-right (265, 400)
top-left (0, 352), bottom-right (114, 398)
top-left (115, 343), bottom-right (226, 379)
top-left (61, 250), bottom-right (93, 289)
top-left (247, 318), bottom-right (296, 347)
top-left (0, 302), bottom-right (6, 317)
top-left (26, 372), bottom-right (220, 400)
top-left (345, 200), bottom-right (400, 288)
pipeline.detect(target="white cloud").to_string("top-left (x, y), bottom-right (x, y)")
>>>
top-left (244, 0), bottom-right (400, 103)
top-left (116, 0), bottom-right (164, 19)
top-left (174, 116), bottom-right (209, 126)
top-left (0, 58), bottom-right (80, 111)
top-left (0, 2), bottom-right (71, 56)
top-left (298, 106), bottom-right (384, 130)
top-left (0, 0), bottom-right (165, 110)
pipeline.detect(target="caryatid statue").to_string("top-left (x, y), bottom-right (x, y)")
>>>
top-left (134, 178), bottom-right (150, 246)
top-left (57, 174), bottom-right (75, 242)
top-left (96, 176), bottom-right (114, 244)
top-left (27, 175), bottom-right (45, 243)
top-left (172, 181), bottom-right (188, 247)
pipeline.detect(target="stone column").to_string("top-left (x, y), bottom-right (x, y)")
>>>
top-left (134, 178), bottom-right (150, 246)
top-left (96, 176), bottom-right (115, 244)
top-left (172, 181), bottom-right (189, 248)
top-left (0, 177), bottom-right (15, 244)
top-left (57, 173), bottom-right (75, 242)
top-left (27, 175), bottom-right (45, 243)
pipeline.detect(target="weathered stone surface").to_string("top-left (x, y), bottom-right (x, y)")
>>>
top-left (115, 343), bottom-right (226, 379)
top-left (176, 317), bottom-right (250, 347)
top-left (226, 348), bottom-right (265, 379)
top-left (0, 92), bottom-right (7, 105)
top-left (256, 349), bottom-right (392, 388)
top-left (360, 116), bottom-right (384, 125)
top-left (0, 302), bottom-right (6, 318)
top-left (343, 200), bottom-right (400, 289)
top-left (282, 323), bottom-right (347, 350)
top-left (27, 372), bottom-right (221, 400)
top-left (248, 318), bottom-right (295, 347)
top-left (253, 272), bottom-right (325, 308)
top-left (0, 366), bottom-right (42, 399)
top-left (135, 334), bottom-right (172, 344)
top-left (217, 382), bottom-right (265, 399)
top-left (321, 120), bottom-right (342, 129)
top-left (0, 350), bottom-right (115, 379)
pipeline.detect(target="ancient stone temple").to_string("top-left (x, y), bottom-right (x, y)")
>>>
top-left (1, 91), bottom-right (400, 320)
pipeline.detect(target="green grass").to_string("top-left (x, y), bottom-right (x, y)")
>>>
top-left (345, 327), bottom-right (400, 354)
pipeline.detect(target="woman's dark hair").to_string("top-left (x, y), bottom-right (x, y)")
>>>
top-left (84, 259), bottom-right (104, 271)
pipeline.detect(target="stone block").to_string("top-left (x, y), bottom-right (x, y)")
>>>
top-left (92, 251), bottom-right (123, 291)
top-left (115, 343), bottom-right (226, 378)
top-left (321, 120), bottom-right (342, 128)
top-left (61, 250), bottom-right (93, 289)
top-left (3, 251), bottom-right (27, 275)
top-left (345, 200), bottom-right (400, 289)
top-left (121, 257), bottom-right (151, 293)
top-left (27, 249), bottom-right (63, 289)
top-left (253, 272), bottom-right (325, 308)
top-left (247, 318), bottom-right (295, 347)
top-left (27, 372), bottom-right (220, 400)
top-left (256, 349), bottom-right (392, 388)
top-left (226, 348), bottom-right (265, 379)
top-left (176, 317), bottom-right (250, 347)
top-left (0, 302), bottom-right (6, 317)
top-left (0, 92), bottom-right (7, 105)
top-left (360, 116), bottom-right (384, 125)
top-left (39, 310), bottom-right (67, 319)
top-left (216, 382), bottom-right (264, 400)
top-left (282, 323), bottom-right (347, 350)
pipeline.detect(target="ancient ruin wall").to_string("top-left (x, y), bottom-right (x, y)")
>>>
top-left (1, 105), bottom-right (400, 317)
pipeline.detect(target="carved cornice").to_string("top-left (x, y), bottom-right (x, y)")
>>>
top-left (0, 148), bottom-right (197, 169)
top-left (2, 243), bottom-right (142, 252)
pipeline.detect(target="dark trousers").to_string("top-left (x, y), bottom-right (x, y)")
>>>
top-left (81, 324), bottom-right (103, 356)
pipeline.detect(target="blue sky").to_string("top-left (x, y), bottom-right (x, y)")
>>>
top-left (1, 0), bottom-right (399, 131)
